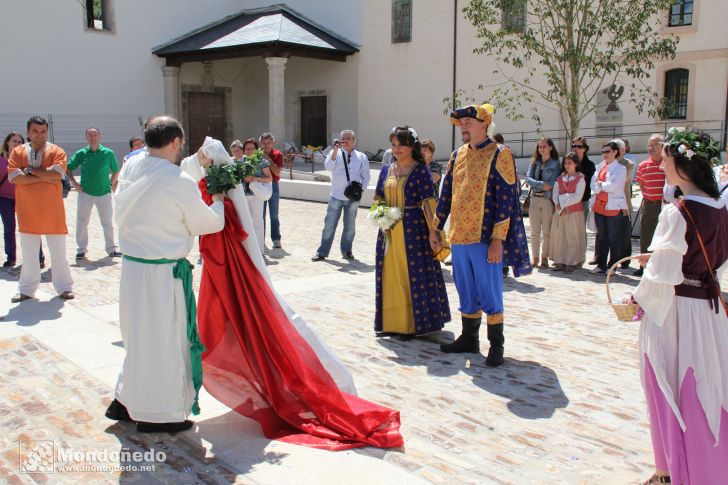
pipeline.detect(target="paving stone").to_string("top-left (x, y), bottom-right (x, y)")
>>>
top-left (3, 191), bottom-right (727, 484)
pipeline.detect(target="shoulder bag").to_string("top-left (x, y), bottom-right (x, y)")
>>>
top-left (342, 151), bottom-right (362, 202)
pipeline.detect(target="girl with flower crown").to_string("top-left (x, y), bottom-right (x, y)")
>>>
top-left (373, 125), bottom-right (451, 338)
top-left (631, 128), bottom-right (728, 484)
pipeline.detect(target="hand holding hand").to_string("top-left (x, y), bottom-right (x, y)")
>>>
top-left (428, 229), bottom-right (442, 252)
top-left (543, 183), bottom-right (552, 190)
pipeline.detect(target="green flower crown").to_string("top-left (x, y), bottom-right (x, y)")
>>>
top-left (664, 127), bottom-right (721, 163)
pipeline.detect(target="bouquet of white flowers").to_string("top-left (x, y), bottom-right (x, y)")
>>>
top-left (368, 200), bottom-right (402, 254)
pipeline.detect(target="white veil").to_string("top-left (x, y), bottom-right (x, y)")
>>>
top-left (182, 153), bottom-right (357, 395)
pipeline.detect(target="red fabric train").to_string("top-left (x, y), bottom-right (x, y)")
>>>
top-left (197, 181), bottom-right (403, 450)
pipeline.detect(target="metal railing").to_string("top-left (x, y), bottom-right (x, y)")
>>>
top-left (498, 119), bottom-right (727, 158)
top-left (0, 113), bottom-right (145, 160)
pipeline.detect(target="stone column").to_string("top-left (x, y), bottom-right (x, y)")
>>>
top-left (162, 66), bottom-right (180, 119)
top-left (265, 56), bottom-right (288, 142)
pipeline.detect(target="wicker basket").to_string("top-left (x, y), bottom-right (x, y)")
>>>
top-left (606, 255), bottom-right (643, 322)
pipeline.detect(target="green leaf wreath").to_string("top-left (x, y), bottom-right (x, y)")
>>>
top-left (205, 163), bottom-right (240, 194)
top-left (205, 148), bottom-right (266, 193)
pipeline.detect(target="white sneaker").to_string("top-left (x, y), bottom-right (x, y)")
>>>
top-left (589, 267), bottom-right (605, 274)
top-left (272, 240), bottom-right (282, 249)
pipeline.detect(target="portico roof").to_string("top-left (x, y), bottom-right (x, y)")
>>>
top-left (153, 4), bottom-right (359, 66)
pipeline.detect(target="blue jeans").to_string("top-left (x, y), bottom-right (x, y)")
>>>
top-left (263, 181), bottom-right (281, 242)
top-left (316, 196), bottom-right (359, 256)
top-left (594, 213), bottom-right (623, 271)
top-left (0, 196), bottom-right (16, 262)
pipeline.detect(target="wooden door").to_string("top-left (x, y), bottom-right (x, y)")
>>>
top-left (300, 96), bottom-right (327, 147)
top-left (187, 92), bottom-right (226, 153)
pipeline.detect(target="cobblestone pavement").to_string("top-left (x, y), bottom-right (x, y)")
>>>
top-left (2, 190), bottom-right (726, 484)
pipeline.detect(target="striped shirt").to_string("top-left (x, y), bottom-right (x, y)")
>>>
top-left (636, 158), bottom-right (665, 202)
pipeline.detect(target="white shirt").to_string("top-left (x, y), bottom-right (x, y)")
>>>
top-left (591, 161), bottom-right (628, 211)
top-left (115, 154), bottom-right (224, 259)
top-left (552, 173), bottom-right (586, 212)
top-left (324, 148), bottom-right (371, 201)
top-left (663, 182), bottom-right (677, 203)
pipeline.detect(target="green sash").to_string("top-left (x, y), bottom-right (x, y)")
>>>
top-left (123, 255), bottom-right (205, 415)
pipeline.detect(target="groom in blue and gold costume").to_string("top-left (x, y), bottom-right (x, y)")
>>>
top-left (430, 103), bottom-right (531, 366)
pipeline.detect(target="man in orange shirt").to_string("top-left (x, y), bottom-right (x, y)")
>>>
top-left (8, 116), bottom-right (74, 302)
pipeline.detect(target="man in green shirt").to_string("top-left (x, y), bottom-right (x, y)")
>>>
top-left (68, 127), bottom-right (121, 259)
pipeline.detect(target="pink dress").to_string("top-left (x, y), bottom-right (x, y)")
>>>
top-left (633, 196), bottom-right (728, 484)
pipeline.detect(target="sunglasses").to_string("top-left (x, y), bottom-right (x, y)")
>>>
top-left (571, 144), bottom-right (585, 149)
top-left (600, 149), bottom-right (612, 154)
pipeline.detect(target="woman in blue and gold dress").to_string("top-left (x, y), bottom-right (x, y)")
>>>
top-left (374, 126), bottom-right (451, 338)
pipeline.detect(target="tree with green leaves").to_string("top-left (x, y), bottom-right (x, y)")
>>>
top-left (459, 0), bottom-right (680, 139)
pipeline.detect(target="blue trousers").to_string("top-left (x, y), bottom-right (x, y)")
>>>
top-left (0, 196), bottom-right (15, 261)
top-left (263, 181), bottom-right (281, 242)
top-left (316, 196), bottom-right (359, 256)
top-left (452, 242), bottom-right (504, 323)
top-left (595, 213), bottom-right (623, 271)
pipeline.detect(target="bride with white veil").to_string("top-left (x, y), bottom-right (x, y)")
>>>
top-left (180, 141), bottom-right (402, 450)
top-left (181, 145), bottom-right (356, 394)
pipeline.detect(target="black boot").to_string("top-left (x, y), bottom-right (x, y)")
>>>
top-left (440, 316), bottom-right (481, 353)
top-left (485, 323), bottom-right (505, 367)
top-left (105, 399), bottom-right (133, 422)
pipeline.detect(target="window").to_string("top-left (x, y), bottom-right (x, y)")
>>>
top-left (663, 68), bottom-right (689, 119)
top-left (85, 0), bottom-right (114, 32)
top-left (502, 0), bottom-right (527, 33)
top-left (392, 0), bottom-right (412, 43)
top-left (668, 0), bottom-right (693, 27)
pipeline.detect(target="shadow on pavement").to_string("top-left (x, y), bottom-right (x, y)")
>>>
top-left (503, 277), bottom-right (545, 294)
top-left (192, 410), bottom-right (288, 475)
top-left (266, 248), bottom-right (291, 260)
top-left (0, 266), bottom-right (24, 282)
top-left (376, 336), bottom-right (568, 419)
top-left (72, 258), bottom-right (119, 272)
top-left (539, 266), bottom-right (641, 287)
top-left (321, 258), bottom-right (375, 274)
top-left (2, 298), bottom-right (65, 326)
top-left (375, 333), bottom-right (463, 380)
top-left (105, 410), bottom-right (286, 481)
top-left (464, 358), bottom-right (569, 419)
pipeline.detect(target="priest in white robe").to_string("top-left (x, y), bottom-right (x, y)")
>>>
top-left (105, 116), bottom-right (224, 433)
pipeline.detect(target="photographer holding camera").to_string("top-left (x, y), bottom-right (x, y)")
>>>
top-left (312, 129), bottom-right (370, 261)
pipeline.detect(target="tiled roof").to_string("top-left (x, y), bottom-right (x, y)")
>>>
top-left (154, 4), bottom-right (358, 63)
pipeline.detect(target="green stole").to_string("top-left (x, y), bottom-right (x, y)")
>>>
top-left (123, 255), bottom-right (205, 415)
